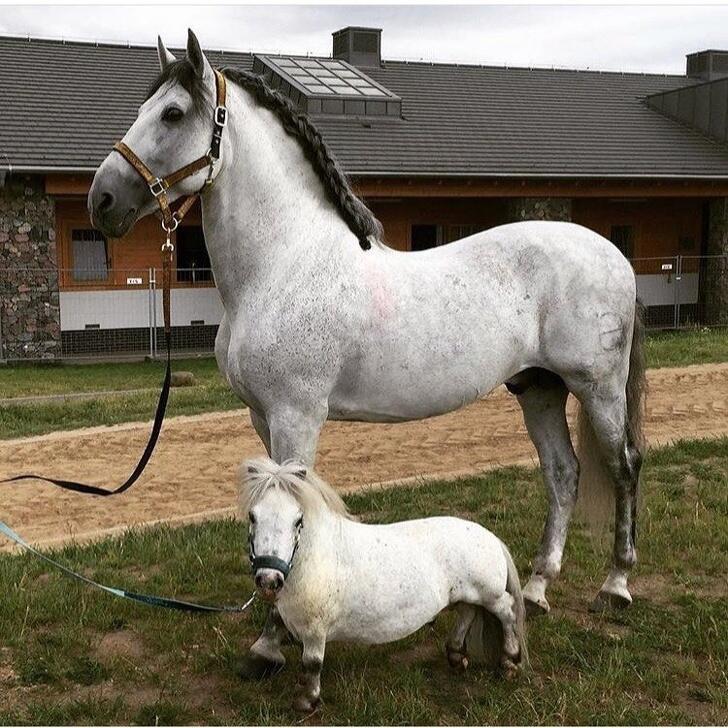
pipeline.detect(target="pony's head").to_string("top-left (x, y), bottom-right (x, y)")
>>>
top-left (240, 457), bottom-right (349, 602)
top-left (88, 30), bottom-right (220, 237)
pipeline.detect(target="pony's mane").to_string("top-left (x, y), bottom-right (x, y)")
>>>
top-left (146, 60), bottom-right (383, 250)
top-left (239, 457), bottom-right (351, 520)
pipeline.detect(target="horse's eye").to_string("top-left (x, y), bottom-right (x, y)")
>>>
top-left (162, 106), bottom-right (184, 123)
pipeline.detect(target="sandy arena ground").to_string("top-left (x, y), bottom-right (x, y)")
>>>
top-left (0, 362), bottom-right (726, 549)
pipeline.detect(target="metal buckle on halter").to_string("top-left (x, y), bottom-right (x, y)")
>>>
top-left (149, 178), bottom-right (167, 197)
top-left (214, 106), bottom-right (227, 127)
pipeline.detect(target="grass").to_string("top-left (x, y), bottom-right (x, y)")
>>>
top-left (0, 436), bottom-right (725, 725)
top-left (0, 327), bottom-right (726, 440)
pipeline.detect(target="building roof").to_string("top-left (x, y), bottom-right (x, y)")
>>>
top-left (2, 34), bottom-right (728, 178)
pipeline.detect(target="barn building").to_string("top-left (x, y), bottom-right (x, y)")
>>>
top-left (1, 27), bottom-right (728, 359)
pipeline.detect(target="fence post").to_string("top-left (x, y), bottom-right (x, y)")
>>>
top-left (674, 255), bottom-right (682, 329)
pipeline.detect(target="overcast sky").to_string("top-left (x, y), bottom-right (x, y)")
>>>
top-left (0, 4), bottom-right (726, 74)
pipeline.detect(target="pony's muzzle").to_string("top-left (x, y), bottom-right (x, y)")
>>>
top-left (255, 569), bottom-right (284, 601)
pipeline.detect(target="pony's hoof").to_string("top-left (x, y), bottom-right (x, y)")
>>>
top-left (524, 596), bottom-right (550, 619)
top-left (500, 657), bottom-right (520, 681)
top-left (293, 695), bottom-right (320, 714)
top-left (237, 653), bottom-right (285, 680)
top-left (589, 589), bottom-right (632, 613)
top-left (447, 650), bottom-right (469, 671)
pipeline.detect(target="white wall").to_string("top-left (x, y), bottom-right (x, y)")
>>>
top-left (60, 288), bottom-right (224, 330)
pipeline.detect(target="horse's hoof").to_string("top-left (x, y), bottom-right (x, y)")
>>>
top-left (589, 589), bottom-right (632, 613)
top-left (293, 695), bottom-right (320, 714)
top-left (236, 653), bottom-right (285, 680)
top-left (524, 596), bottom-right (550, 618)
top-left (500, 657), bottom-right (520, 681)
top-left (447, 650), bottom-right (469, 671)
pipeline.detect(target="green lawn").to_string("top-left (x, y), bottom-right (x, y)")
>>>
top-left (0, 327), bottom-right (726, 441)
top-left (0, 437), bottom-right (725, 725)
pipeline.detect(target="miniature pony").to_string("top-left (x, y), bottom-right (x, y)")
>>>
top-left (241, 457), bottom-right (527, 712)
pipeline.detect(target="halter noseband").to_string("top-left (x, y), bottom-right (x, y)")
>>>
top-left (249, 519), bottom-right (303, 579)
top-left (113, 69), bottom-right (228, 236)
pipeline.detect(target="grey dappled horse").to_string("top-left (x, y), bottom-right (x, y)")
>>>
top-left (89, 30), bottom-right (646, 676)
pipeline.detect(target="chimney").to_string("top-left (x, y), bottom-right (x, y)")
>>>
top-left (332, 26), bottom-right (382, 68)
top-left (686, 50), bottom-right (728, 81)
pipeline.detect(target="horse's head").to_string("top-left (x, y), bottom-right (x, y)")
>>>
top-left (88, 30), bottom-right (220, 238)
top-left (243, 460), bottom-right (307, 602)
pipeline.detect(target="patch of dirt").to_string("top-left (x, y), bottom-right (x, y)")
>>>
top-left (0, 362), bottom-right (726, 548)
top-left (95, 629), bottom-right (147, 662)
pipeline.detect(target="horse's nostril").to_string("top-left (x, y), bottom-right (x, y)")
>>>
top-left (274, 574), bottom-right (283, 589)
top-left (98, 191), bottom-right (114, 213)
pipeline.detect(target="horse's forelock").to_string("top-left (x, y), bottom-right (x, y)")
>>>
top-left (239, 457), bottom-right (350, 521)
top-left (145, 59), bottom-right (207, 108)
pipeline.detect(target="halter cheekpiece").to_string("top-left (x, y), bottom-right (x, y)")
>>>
top-left (113, 69), bottom-right (228, 239)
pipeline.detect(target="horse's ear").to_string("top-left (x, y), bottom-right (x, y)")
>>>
top-left (157, 35), bottom-right (176, 72)
top-left (186, 28), bottom-right (213, 81)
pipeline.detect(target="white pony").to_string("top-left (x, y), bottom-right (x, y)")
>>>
top-left (241, 457), bottom-right (527, 712)
top-left (89, 31), bottom-right (646, 668)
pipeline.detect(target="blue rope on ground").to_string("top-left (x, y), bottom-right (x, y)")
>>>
top-left (0, 521), bottom-right (256, 614)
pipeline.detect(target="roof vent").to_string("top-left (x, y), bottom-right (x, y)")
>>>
top-left (252, 54), bottom-right (400, 118)
top-left (686, 50), bottom-right (728, 81)
top-left (332, 27), bottom-right (382, 68)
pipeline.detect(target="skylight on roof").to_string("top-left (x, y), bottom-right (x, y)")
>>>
top-left (252, 54), bottom-right (401, 118)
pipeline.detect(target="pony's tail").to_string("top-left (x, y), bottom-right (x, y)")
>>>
top-left (576, 298), bottom-right (647, 531)
top-left (463, 542), bottom-right (528, 670)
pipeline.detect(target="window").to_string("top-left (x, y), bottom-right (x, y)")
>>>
top-left (411, 224), bottom-right (444, 251)
top-left (72, 229), bottom-right (108, 281)
top-left (411, 224), bottom-right (484, 251)
top-left (610, 225), bottom-right (635, 259)
top-left (176, 226), bottom-right (212, 283)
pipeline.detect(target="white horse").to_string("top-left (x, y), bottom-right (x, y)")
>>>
top-left (242, 456), bottom-right (528, 712)
top-left (89, 31), bottom-right (646, 671)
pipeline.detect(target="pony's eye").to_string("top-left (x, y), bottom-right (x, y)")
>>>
top-left (162, 106), bottom-right (184, 123)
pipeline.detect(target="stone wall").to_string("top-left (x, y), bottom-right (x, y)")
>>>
top-left (703, 198), bottom-right (728, 326)
top-left (508, 197), bottom-right (572, 222)
top-left (0, 176), bottom-right (60, 359)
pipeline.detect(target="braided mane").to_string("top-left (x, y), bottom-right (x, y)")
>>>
top-left (147, 60), bottom-right (382, 251)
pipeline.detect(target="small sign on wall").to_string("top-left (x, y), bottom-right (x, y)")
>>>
top-left (661, 263), bottom-right (673, 271)
top-left (126, 277), bottom-right (143, 285)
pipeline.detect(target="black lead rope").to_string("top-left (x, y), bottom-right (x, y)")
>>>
top-left (0, 333), bottom-right (171, 496)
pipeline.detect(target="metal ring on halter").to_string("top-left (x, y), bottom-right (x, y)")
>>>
top-left (161, 216), bottom-right (180, 234)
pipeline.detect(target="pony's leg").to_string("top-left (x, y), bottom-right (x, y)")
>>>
top-left (243, 606), bottom-right (288, 679)
top-left (249, 410), bottom-right (272, 456)
top-left (294, 633), bottom-right (326, 713)
top-left (446, 603), bottom-right (476, 670)
top-left (486, 593), bottom-right (522, 679)
top-left (579, 386), bottom-right (642, 611)
top-left (514, 373), bottom-right (579, 616)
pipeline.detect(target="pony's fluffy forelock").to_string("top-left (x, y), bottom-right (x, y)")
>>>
top-left (239, 456), bottom-right (351, 520)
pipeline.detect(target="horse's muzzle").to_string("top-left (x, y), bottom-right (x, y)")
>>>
top-left (255, 569), bottom-right (284, 602)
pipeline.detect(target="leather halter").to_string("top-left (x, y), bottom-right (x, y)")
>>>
top-left (113, 69), bottom-right (228, 235)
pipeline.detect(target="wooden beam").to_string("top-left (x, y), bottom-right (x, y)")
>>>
top-left (46, 174), bottom-right (94, 196)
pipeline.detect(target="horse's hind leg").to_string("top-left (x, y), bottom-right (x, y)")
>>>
top-left (578, 384), bottom-right (642, 611)
top-left (486, 593), bottom-right (523, 679)
top-left (446, 603), bottom-right (476, 670)
top-left (510, 370), bottom-right (579, 616)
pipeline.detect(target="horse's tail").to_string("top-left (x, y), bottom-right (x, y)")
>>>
top-left (464, 542), bottom-right (528, 670)
top-left (577, 297), bottom-right (647, 530)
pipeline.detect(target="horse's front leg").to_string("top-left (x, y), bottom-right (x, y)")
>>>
top-left (243, 606), bottom-right (288, 678)
top-left (294, 633), bottom-right (327, 713)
